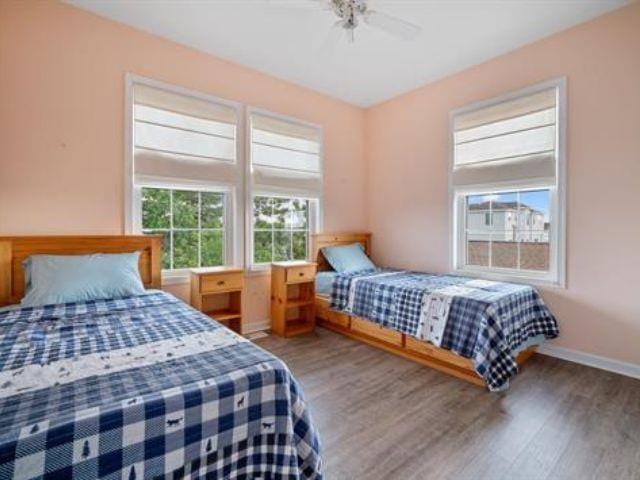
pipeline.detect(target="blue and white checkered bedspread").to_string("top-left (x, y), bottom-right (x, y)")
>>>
top-left (330, 269), bottom-right (559, 391)
top-left (0, 292), bottom-right (322, 479)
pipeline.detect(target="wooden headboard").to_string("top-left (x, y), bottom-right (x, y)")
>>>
top-left (0, 235), bottom-right (163, 306)
top-left (311, 232), bottom-right (372, 272)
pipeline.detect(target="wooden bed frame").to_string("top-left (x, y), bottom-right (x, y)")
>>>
top-left (311, 232), bottom-right (536, 388)
top-left (0, 235), bottom-right (163, 306)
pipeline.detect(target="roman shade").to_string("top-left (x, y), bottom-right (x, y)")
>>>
top-left (133, 83), bottom-right (239, 185)
top-left (249, 111), bottom-right (322, 197)
top-left (452, 87), bottom-right (558, 188)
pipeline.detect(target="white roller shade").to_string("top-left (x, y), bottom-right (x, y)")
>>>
top-left (250, 112), bottom-right (322, 197)
top-left (452, 87), bottom-right (558, 188)
top-left (133, 83), bottom-right (239, 184)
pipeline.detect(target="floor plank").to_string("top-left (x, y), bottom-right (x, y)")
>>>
top-left (255, 328), bottom-right (640, 480)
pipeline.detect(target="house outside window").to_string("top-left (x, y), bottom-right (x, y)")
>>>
top-left (450, 78), bottom-right (566, 285)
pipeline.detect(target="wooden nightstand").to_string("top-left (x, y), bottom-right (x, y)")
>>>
top-left (270, 261), bottom-right (317, 337)
top-left (190, 266), bottom-right (244, 333)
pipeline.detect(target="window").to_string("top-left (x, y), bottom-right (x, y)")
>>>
top-left (126, 76), bottom-right (241, 278)
top-left (450, 79), bottom-right (565, 285)
top-left (141, 187), bottom-right (226, 269)
top-left (248, 110), bottom-right (322, 267)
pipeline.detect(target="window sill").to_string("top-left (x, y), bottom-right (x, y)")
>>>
top-left (452, 267), bottom-right (565, 290)
top-left (161, 272), bottom-right (190, 286)
top-left (160, 267), bottom-right (272, 283)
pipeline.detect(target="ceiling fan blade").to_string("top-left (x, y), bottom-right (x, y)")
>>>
top-left (363, 10), bottom-right (421, 40)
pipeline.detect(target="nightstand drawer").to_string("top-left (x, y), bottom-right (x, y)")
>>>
top-left (200, 273), bottom-right (243, 293)
top-left (286, 265), bottom-right (316, 284)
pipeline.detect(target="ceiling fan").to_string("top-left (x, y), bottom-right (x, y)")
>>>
top-left (314, 0), bottom-right (422, 43)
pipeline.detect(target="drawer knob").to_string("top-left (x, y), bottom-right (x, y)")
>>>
top-left (217, 280), bottom-right (225, 286)
top-left (298, 272), bottom-right (304, 277)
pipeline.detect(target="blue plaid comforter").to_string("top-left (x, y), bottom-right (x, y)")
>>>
top-left (330, 270), bottom-right (559, 391)
top-left (0, 292), bottom-right (322, 479)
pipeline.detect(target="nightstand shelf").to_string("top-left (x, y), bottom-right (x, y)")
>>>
top-left (191, 267), bottom-right (244, 334)
top-left (285, 318), bottom-right (316, 337)
top-left (285, 297), bottom-right (315, 309)
top-left (271, 261), bottom-right (317, 337)
top-left (204, 309), bottom-right (242, 322)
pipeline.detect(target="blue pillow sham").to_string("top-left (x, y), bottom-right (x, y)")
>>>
top-left (21, 252), bottom-right (146, 307)
top-left (321, 243), bottom-right (376, 273)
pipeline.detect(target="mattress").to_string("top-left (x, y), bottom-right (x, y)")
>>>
top-left (0, 292), bottom-right (322, 479)
top-left (315, 271), bottom-right (338, 296)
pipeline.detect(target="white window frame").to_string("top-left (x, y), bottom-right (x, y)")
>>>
top-left (246, 106), bottom-right (323, 272)
top-left (449, 78), bottom-right (566, 287)
top-left (124, 74), bottom-right (245, 284)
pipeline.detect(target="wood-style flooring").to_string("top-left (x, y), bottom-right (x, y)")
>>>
top-left (255, 328), bottom-right (640, 480)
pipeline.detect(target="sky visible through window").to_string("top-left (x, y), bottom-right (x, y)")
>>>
top-left (468, 189), bottom-right (549, 221)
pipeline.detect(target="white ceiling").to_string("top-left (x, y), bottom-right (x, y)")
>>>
top-left (66, 0), bottom-right (627, 107)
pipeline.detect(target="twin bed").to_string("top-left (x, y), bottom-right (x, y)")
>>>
top-left (0, 237), bottom-right (321, 480)
top-left (312, 233), bottom-right (559, 391)
top-left (0, 233), bottom-right (559, 479)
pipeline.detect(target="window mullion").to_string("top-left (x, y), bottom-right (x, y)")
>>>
top-left (271, 198), bottom-right (275, 263)
top-left (488, 197), bottom-right (493, 268)
top-left (289, 203), bottom-right (293, 261)
top-left (169, 189), bottom-right (174, 270)
top-left (516, 191), bottom-right (521, 271)
top-left (197, 191), bottom-right (202, 267)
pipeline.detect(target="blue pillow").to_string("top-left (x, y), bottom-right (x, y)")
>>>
top-left (321, 243), bottom-right (376, 273)
top-left (21, 252), bottom-right (146, 307)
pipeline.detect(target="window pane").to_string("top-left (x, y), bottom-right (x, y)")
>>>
top-left (274, 231), bottom-right (292, 261)
top-left (518, 190), bottom-right (550, 271)
top-left (271, 198), bottom-right (289, 229)
top-left (173, 231), bottom-right (199, 268)
top-left (173, 190), bottom-right (198, 228)
top-left (466, 194), bottom-right (489, 266)
top-left (251, 195), bottom-right (311, 265)
top-left (254, 231), bottom-right (272, 264)
top-left (292, 232), bottom-right (307, 260)
top-left (490, 192), bottom-right (518, 269)
top-left (201, 192), bottom-right (224, 229)
top-left (142, 188), bottom-right (171, 229)
top-left (201, 230), bottom-right (224, 267)
top-left (253, 196), bottom-right (272, 229)
top-left (144, 230), bottom-right (171, 270)
top-left (289, 199), bottom-right (308, 229)
top-left (466, 194), bottom-right (490, 240)
top-left (465, 189), bottom-right (551, 273)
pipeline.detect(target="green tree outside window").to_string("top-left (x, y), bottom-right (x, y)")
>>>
top-left (141, 187), bottom-right (225, 269)
top-left (253, 196), bottom-right (309, 264)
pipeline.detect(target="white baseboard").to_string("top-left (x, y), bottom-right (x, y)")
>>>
top-left (239, 322), bottom-right (640, 381)
top-left (242, 319), bottom-right (270, 335)
top-left (537, 344), bottom-right (640, 380)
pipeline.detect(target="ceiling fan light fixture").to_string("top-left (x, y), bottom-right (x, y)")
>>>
top-left (323, 0), bottom-right (421, 42)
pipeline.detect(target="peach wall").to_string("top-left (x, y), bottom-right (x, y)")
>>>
top-left (365, 3), bottom-right (640, 365)
top-left (2, 0), bottom-right (639, 364)
top-left (0, 1), bottom-right (365, 328)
